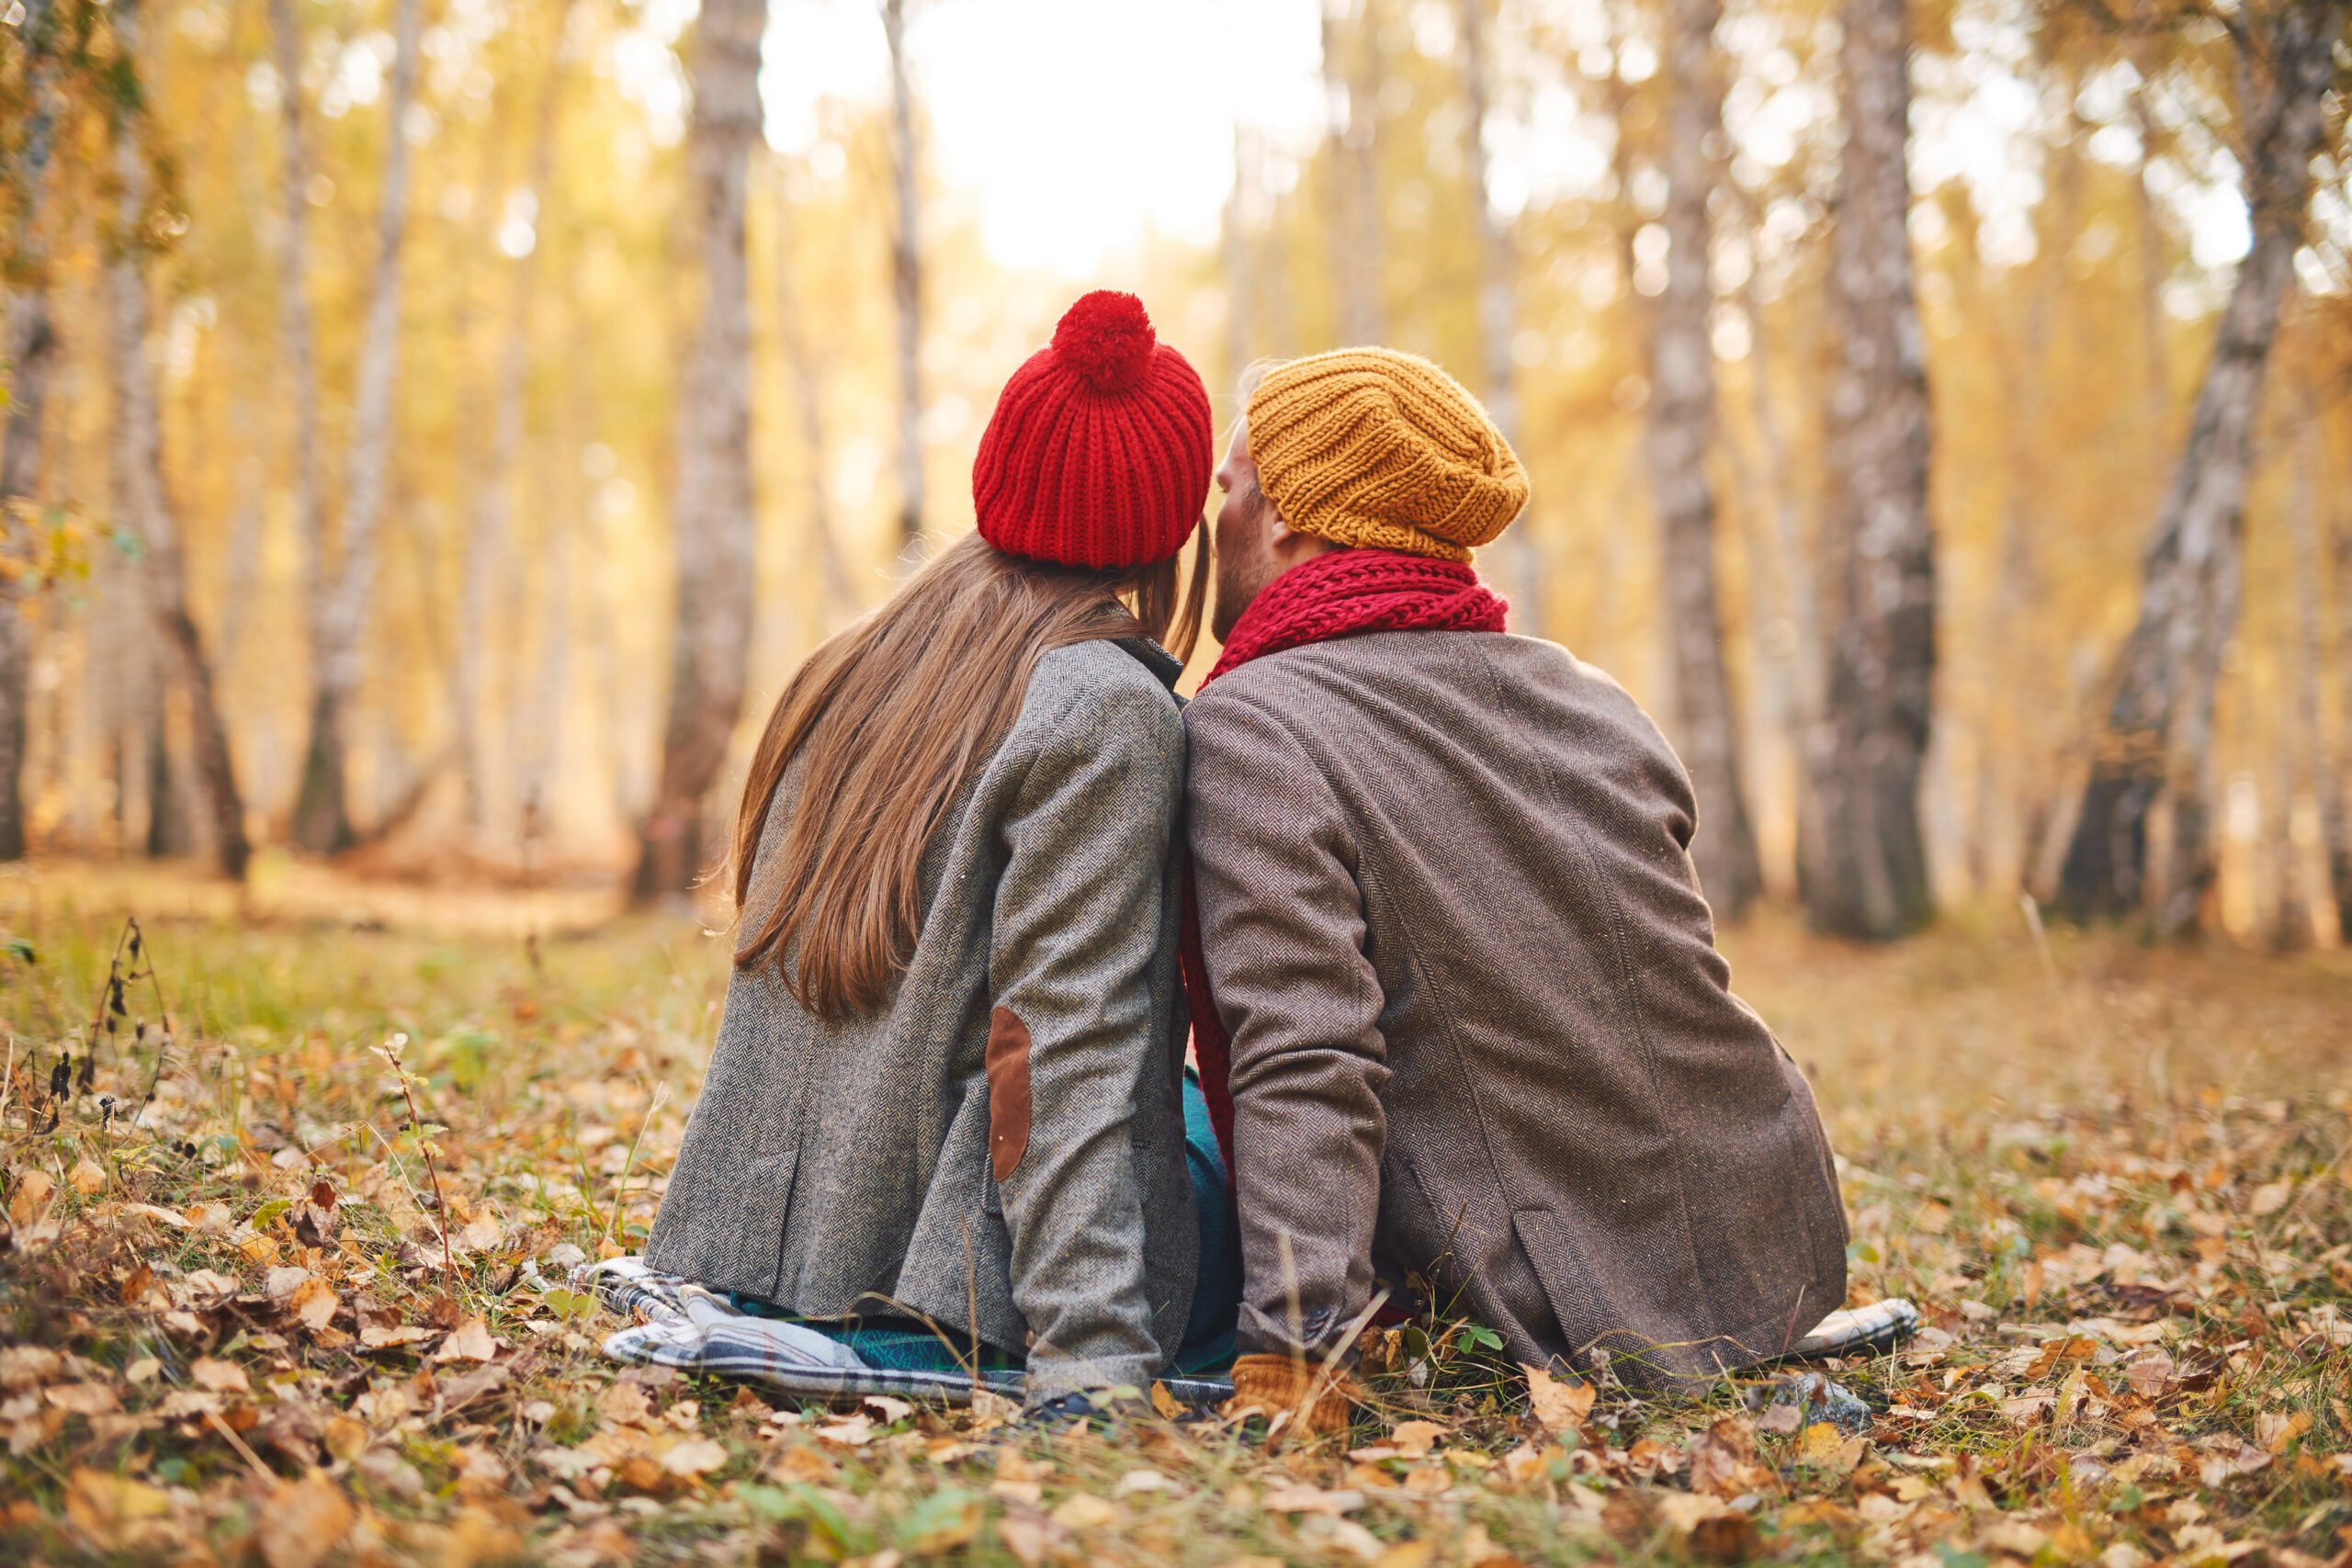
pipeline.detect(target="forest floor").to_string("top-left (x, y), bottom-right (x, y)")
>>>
top-left (0, 858), bottom-right (2347, 1568)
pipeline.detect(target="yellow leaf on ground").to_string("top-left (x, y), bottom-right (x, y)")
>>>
top-left (1149, 1381), bottom-right (1184, 1420)
top-left (2248, 1179), bottom-right (2293, 1216)
top-left (323, 1415), bottom-right (370, 1462)
top-left (1261, 1486), bottom-right (1365, 1516)
top-left (0, 1345), bottom-right (61, 1388)
top-left (2256, 1410), bottom-right (2312, 1453)
top-left (123, 1202), bottom-right (191, 1229)
top-left (598, 1382), bottom-right (652, 1427)
top-left (661, 1438), bottom-right (728, 1476)
top-left (256, 1474), bottom-right (354, 1568)
top-left (432, 1317), bottom-right (498, 1363)
top-left (1390, 1418), bottom-right (1448, 1458)
top-left (1050, 1494), bottom-right (1119, 1530)
top-left (288, 1277), bottom-right (340, 1332)
top-left (8, 1170), bottom-right (55, 1225)
top-left (458, 1213), bottom-right (503, 1251)
top-left (46, 1382), bottom-right (120, 1416)
top-left (62, 1467), bottom-right (171, 1551)
top-left (69, 1158), bottom-right (106, 1195)
top-left (190, 1358), bottom-right (250, 1393)
top-left (1522, 1364), bottom-right (1595, 1434)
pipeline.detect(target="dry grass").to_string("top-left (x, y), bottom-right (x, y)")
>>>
top-left (0, 861), bottom-right (2347, 1568)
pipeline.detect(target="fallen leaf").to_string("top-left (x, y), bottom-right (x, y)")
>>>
top-left (191, 1358), bottom-right (251, 1393)
top-left (1390, 1418), bottom-right (1448, 1459)
top-left (2256, 1410), bottom-right (2312, 1453)
top-left (323, 1415), bottom-right (369, 1462)
top-left (256, 1474), bottom-right (354, 1568)
top-left (1114, 1469), bottom-right (1171, 1495)
top-left (1149, 1381), bottom-right (1184, 1420)
top-left (1689, 1416), bottom-right (1758, 1497)
top-left (1049, 1494), bottom-right (1119, 1530)
top-left (0, 1346), bottom-right (61, 1389)
top-left (265, 1266), bottom-right (313, 1301)
top-left (772, 1444), bottom-right (838, 1483)
top-left (1260, 1486), bottom-right (1365, 1516)
top-left (2248, 1179), bottom-right (2293, 1217)
top-left (2125, 1350), bottom-right (2175, 1398)
top-left (8, 1170), bottom-right (55, 1225)
top-left (431, 1317), bottom-right (498, 1363)
top-left (62, 1467), bottom-right (171, 1551)
top-left (287, 1277), bottom-right (340, 1332)
top-left (598, 1382), bottom-right (652, 1427)
top-left (816, 1414), bottom-right (875, 1448)
top-left (1523, 1364), bottom-right (1595, 1434)
top-left (69, 1157), bottom-right (106, 1195)
top-left (864, 1393), bottom-right (913, 1424)
top-left (154, 1391), bottom-right (223, 1419)
top-left (122, 1202), bottom-right (191, 1229)
top-left (46, 1382), bottom-right (121, 1416)
top-left (458, 1213), bottom-right (503, 1251)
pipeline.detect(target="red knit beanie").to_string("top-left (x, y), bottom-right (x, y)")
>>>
top-left (972, 290), bottom-right (1212, 570)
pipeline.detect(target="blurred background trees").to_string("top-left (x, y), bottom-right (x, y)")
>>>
top-left (1, 0), bottom-right (2348, 946)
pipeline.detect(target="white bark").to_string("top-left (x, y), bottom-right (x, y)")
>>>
top-left (773, 163), bottom-right (854, 616)
top-left (1805, 0), bottom-right (1937, 939)
top-left (104, 37), bottom-right (251, 880)
top-left (457, 52), bottom-right (564, 833)
top-left (283, 0), bottom-right (424, 852)
top-left (1644, 0), bottom-right (1760, 916)
top-left (1321, 1), bottom-right (1383, 344)
top-left (636, 0), bottom-right (767, 898)
top-left (884, 0), bottom-right (924, 557)
top-left (2057, 0), bottom-right (2344, 935)
top-left (1460, 0), bottom-right (1544, 638)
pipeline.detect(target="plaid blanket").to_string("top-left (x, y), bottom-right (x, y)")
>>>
top-left (577, 1258), bottom-right (1234, 1409)
top-left (1784, 1298), bottom-right (1918, 1360)
top-left (582, 1258), bottom-right (1917, 1408)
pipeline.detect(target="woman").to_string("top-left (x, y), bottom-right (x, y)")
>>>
top-left (644, 291), bottom-right (1233, 1408)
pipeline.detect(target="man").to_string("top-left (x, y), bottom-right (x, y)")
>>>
top-left (1182, 349), bottom-right (1848, 1427)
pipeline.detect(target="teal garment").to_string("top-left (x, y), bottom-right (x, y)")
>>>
top-left (733, 1075), bottom-right (1240, 1378)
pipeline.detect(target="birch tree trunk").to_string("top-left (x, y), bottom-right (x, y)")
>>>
top-left (1224, 121), bottom-right (1254, 387)
top-left (1643, 0), bottom-right (1761, 917)
top-left (1321, 1), bottom-right (1383, 344)
top-left (2054, 0), bottom-right (2343, 936)
top-left (883, 0), bottom-right (924, 558)
top-left (289, 0), bottom-right (422, 853)
top-left (632, 0), bottom-right (766, 901)
top-left (1804, 0), bottom-right (1936, 940)
top-left (267, 0), bottom-right (325, 841)
top-left (105, 53), bottom-right (252, 880)
top-left (2289, 402), bottom-right (2343, 940)
top-left (774, 165), bottom-right (854, 615)
top-left (456, 52), bottom-right (563, 834)
top-left (0, 3), bottom-right (60, 863)
top-left (0, 296), bottom-right (53, 866)
top-left (1460, 0), bottom-right (1545, 639)
top-left (2331, 462), bottom-right (2352, 931)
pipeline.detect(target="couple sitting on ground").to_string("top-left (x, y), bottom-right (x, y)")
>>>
top-left (626, 289), bottom-right (1857, 1428)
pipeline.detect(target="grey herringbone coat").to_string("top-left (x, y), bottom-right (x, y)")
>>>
top-left (1185, 630), bottom-right (1847, 1388)
top-left (647, 638), bottom-right (1199, 1399)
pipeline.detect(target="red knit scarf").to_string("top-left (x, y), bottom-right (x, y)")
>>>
top-left (1182, 547), bottom-right (1510, 1168)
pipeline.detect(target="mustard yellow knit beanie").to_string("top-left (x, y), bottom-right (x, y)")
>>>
top-left (1244, 348), bottom-right (1529, 563)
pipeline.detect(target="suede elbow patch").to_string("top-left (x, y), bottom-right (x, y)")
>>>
top-left (986, 1006), bottom-right (1033, 1182)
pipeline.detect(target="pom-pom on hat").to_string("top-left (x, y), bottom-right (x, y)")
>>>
top-left (972, 290), bottom-right (1213, 570)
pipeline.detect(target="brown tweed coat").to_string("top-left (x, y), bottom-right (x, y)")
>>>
top-left (1184, 629), bottom-right (1848, 1387)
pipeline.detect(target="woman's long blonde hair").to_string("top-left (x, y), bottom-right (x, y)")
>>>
top-left (732, 529), bottom-right (1207, 1019)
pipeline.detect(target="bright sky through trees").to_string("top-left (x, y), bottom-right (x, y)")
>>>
top-left (707, 0), bottom-right (2270, 280)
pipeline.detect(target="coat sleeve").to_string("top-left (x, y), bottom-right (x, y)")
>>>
top-left (989, 676), bottom-right (1184, 1398)
top-left (1185, 688), bottom-right (1389, 1359)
